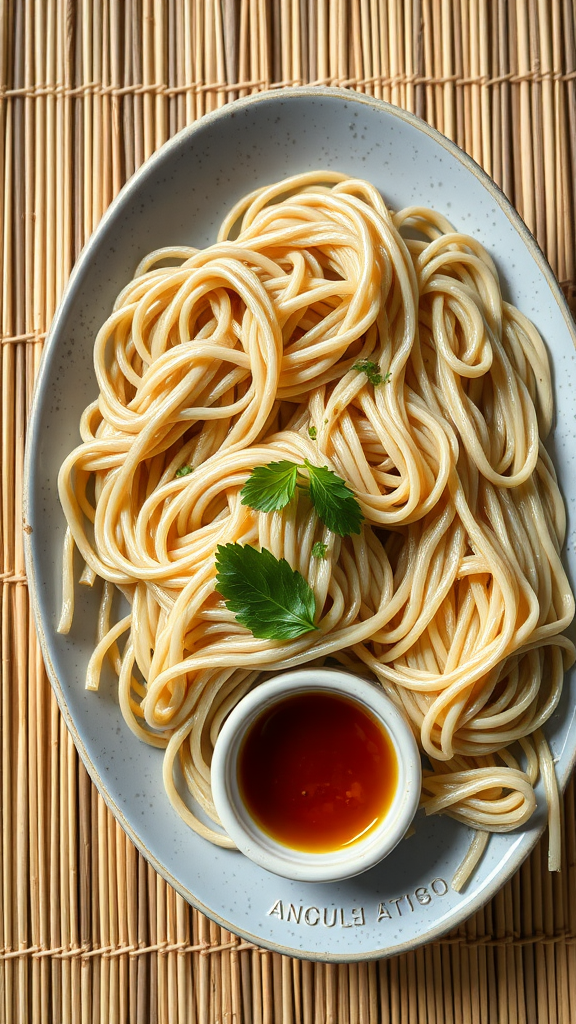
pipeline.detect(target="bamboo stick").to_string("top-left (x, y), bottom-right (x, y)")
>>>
top-left (167, 0), bottom-right (176, 138)
top-left (204, 0), bottom-right (216, 113)
top-left (292, 956), bottom-right (302, 1024)
top-left (251, 939), bottom-right (263, 1024)
top-left (27, 1), bottom-right (43, 1020)
top-left (147, 862), bottom-right (158, 1023)
top-left (291, 0), bottom-right (301, 86)
top-left (413, 0), bottom-right (425, 120)
top-left (562, 0), bottom-right (576, 291)
top-left (298, 0), bottom-right (307, 84)
top-left (222, 0), bottom-right (238, 103)
top-left (460, 0), bottom-right (472, 154)
top-left (307, 0), bottom-right (317, 83)
top-left (358, 0), bottom-right (372, 97)
top-left (554, 799), bottom-right (570, 1024)
top-left (182, 0), bottom-right (194, 126)
top-left (100, 0), bottom-right (112, 215)
top-left (528, 1), bottom-right (547, 260)
top-left (109, 0), bottom-right (123, 198)
top-left (478, 0), bottom-right (491, 174)
top-left (432, 0), bottom-right (444, 133)
top-left (377, 959), bottom-right (389, 1024)
top-left (78, 761), bottom-right (92, 1024)
top-left (403, 0), bottom-right (413, 112)
top-left (515, 0), bottom-right (536, 231)
top-left (141, 0), bottom-right (154, 159)
top-left (137, 853), bottom-right (149, 1023)
top-left (452, 0), bottom-right (464, 149)
top-left (565, 780), bottom-right (576, 1022)
top-left (91, 0), bottom-right (105, 227)
top-left (154, 0), bottom-right (168, 143)
top-left (166, 889), bottom-right (177, 1024)
top-left (553, 0), bottom-right (571, 285)
top-left (11, 9), bottom-right (29, 1022)
top-left (350, 0), bottom-right (363, 93)
top-left (132, 0), bottom-right (145, 170)
top-left (316, 0), bottom-right (328, 86)
top-left (389, 0), bottom-right (401, 111)
top-left (441, 0), bottom-right (454, 139)
top-left (509, 0), bottom-right (522, 211)
top-left (59, 728), bottom-right (71, 1024)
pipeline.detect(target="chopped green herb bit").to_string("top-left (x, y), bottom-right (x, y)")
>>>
top-left (352, 359), bottom-right (384, 386)
top-left (308, 425), bottom-right (317, 440)
top-left (215, 543), bottom-right (317, 640)
top-left (383, 371), bottom-right (392, 384)
top-left (240, 461), bottom-right (299, 513)
top-left (175, 465), bottom-right (194, 477)
top-left (312, 541), bottom-right (328, 559)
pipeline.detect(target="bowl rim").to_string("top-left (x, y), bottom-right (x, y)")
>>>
top-left (211, 668), bottom-right (422, 882)
top-left (23, 85), bottom-right (576, 962)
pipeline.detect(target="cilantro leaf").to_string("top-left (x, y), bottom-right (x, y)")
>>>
top-left (308, 425), bottom-right (317, 440)
top-left (239, 459), bottom-right (363, 539)
top-left (312, 541), bottom-right (328, 559)
top-left (352, 359), bottom-right (384, 386)
top-left (215, 544), bottom-right (317, 640)
top-left (304, 461), bottom-right (363, 536)
top-left (175, 465), bottom-right (194, 477)
top-left (240, 461), bottom-right (299, 513)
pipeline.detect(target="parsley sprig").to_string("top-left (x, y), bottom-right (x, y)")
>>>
top-left (240, 460), bottom-right (363, 536)
top-left (215, 544), bottom-right (317, 640)
top-left (303, 461), bottom-right (363, 536)
top-left (240, 461), bottom-right (298, 513)
top-left (175, 465), bottom-right (194, 478)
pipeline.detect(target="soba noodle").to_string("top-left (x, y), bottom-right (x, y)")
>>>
top-left (58, 172), bottom-right (575, 886)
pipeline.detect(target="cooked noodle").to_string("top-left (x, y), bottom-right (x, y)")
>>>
top-left (58, 172), bottom-right (575, 882)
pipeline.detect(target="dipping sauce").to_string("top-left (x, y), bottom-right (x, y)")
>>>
top-left (237, 690), bottom-right (398, 852)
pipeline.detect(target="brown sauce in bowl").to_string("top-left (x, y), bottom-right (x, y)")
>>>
top-left (237, 690), bottom-right (398, 853)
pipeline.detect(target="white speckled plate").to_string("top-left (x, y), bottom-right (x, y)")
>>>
top-left (24, 88), bottom-right (576, 961)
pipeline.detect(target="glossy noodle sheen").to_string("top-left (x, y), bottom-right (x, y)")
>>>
top-left (58, 172), bottom-right (575, 888)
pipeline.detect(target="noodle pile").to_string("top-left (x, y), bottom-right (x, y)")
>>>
top-left (58, 172), bottom-right (575, 886)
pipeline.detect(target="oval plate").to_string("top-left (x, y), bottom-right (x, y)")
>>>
top-left (24, 88), bottom-right (576, 961)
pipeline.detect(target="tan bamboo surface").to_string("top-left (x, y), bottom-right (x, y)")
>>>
top-left (1, 1), bottom-right (576, 1021)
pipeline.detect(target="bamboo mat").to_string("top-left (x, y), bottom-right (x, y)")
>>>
top-left (2, 2), bottom-right (576, 1022)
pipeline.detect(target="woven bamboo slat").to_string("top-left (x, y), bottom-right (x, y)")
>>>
top-left (1, 2), bottom-right (576, 1021)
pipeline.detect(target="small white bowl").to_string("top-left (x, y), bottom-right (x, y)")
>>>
top-left (211, 668), bottom-right (422, 882)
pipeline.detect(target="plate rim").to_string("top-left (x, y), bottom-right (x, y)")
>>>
top-left (23, 85), bottom-right (576, 963)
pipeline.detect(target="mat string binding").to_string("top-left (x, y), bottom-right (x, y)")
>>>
top-left (3, 930), bottom-right (576, 962)
top-left (1, 70), bottom-right (576, 100)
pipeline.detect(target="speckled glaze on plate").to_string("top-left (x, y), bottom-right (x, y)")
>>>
top-left (24, 88), bottom-right (576, 962)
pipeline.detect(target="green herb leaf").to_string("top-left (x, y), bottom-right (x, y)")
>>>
top-left (304, 461), bottom-right (363, 536)
top-left (175, 465), bottom-right (194, 477)
top-left (352, 359), bottom-right (384, 386)
top-left (311, 541), bottom-right (328, 559)
top-left (215, 543), bottom-right (317, 640)
top-left (383, 371), bottom-right (392, 384)
top-left (240, 461), bottom-right (299, 513)
top-left (308, 425), bottom-right (317, 440)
